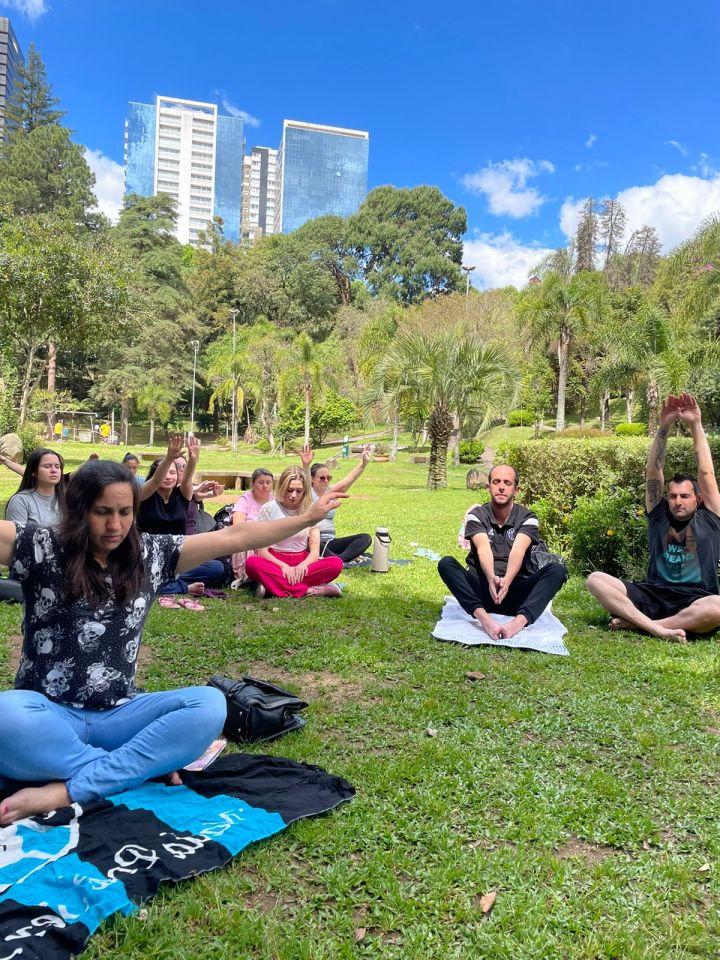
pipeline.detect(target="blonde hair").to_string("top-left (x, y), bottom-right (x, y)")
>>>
top-left (275, 467), bottom-right (311, 512)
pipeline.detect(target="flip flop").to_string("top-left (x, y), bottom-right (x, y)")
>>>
top-left (177, 597), bottom-right (205, 611)
top-left (158, 597), bottom-right (182, 609)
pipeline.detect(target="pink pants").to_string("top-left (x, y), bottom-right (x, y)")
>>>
top-left (245, 549), bottom-right (343, 598)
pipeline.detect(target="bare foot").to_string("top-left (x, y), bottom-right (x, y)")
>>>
top-left (499, 614), bottom-right (528, 640)
top-left (651, 626), bottom-right (687, 643)
top-left (167, 771), bottom-right (182, 786)
top-left (473, 609), bottom-right (502, 641)
top-left (188, 582), bottom-right (204, 597)
top-left (609, 616), bottom-right (634, 631)
top-left (0, 781), bottom-right (70, 825)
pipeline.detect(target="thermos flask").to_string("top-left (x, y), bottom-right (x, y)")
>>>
top-left (371, 527), bottom-right (392, 573)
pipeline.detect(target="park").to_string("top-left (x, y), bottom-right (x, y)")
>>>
top-left (2, 4), bottom-right (720, 957)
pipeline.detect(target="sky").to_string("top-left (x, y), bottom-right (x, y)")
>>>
top-left (3, 0), bottom-right (720, 289)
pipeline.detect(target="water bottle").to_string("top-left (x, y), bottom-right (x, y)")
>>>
top-left (371, 527), bottom-right (392, 573)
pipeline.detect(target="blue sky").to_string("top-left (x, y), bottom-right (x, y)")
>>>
top-left (4, 0), bottom-right (720, 288)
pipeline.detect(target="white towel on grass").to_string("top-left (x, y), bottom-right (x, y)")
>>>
top-left (433, 596), bottom-right (570, 657)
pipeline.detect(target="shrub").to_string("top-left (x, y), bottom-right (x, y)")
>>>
top-left (550, 427), bottom-right (608, 439)
top-left (567, 491), bottom-right (648, 579)
top-left (507, 409), bottom-right (531, 427)
top-left (374, 442), bottom-right (390, 456)
top-left (284, 437), bottom-right (304, 454)
top-left (277, 391), bottom-right (357, 446)
top-left (615, 422), bottom-right (647, 436)
top-left (459, 439), bottom-right (484, 464)
top-left (18, 423), bottom-right (41, 459)
top-left (256, 438), bottom-right (270, 453)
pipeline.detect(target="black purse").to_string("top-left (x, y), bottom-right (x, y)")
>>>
top-left (208, 674), bottom-right (308, 743)
top-left (525, 539), bottom-right (568, 580)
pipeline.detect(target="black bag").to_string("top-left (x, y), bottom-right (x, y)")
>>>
top-left (525, 539), bottom-right (568, 580)
top-left (208, 674), bottom-right (308, 743)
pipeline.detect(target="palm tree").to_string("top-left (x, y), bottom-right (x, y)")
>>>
top-left (517, 272), bottom-right (606, 431)
top-left (370, 326), bottom-right (516, 489)
top-left (134, 380), bottom-right (175, 446)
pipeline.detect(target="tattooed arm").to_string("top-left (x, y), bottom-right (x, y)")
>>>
top-left (675, 393), bottom-right (720, 515)
top-left (646, 397), bottom-right (679, 512)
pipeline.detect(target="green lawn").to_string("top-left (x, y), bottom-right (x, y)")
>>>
top-left (1, 445), bottom-right (719, 958)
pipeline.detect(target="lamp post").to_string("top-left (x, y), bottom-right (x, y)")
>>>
top-left (189, 339), bottom-right (200, 433)
top-left (461, 264), bottom-right (475, 296)
top-left (230, 309), bottom-right (239, 454)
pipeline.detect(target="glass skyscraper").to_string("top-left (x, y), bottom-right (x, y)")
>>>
top-left (124, 96), bottom-right (244, 245)
top-left (0, 16), bottom-right (25, 141)
top-left (276, 120), bottom-right (369, 234)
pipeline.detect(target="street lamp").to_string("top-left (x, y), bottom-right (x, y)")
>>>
top-left (189, 339), bottom-right (200, 433)
top-left (230, 309), bottom-right (239, 454)
top-left (461, 264), bottom-right (476, 296)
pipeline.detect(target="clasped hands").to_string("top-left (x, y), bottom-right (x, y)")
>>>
top-left (488, 574), bottom-right (511, 605)
top-left (279, 561), bottom-right (310, 585)
top-left (660, 393), bottom-right (701, 427)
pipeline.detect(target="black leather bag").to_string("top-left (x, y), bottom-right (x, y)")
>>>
top-left (208, 674), bottom-right (308, 743)
top-left (525, 539), bottom-right (568, 580)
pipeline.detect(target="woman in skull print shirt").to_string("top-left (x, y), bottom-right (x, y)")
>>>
top-left (0, 450), bottom-right (343, 826)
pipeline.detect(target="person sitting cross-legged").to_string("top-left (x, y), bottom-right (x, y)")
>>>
top-left (245, 467), bottom-right (344, 598)
top-left (586, 393), bottom-right (720, 641)
top-left (437, 464), bottom-right (567, 640)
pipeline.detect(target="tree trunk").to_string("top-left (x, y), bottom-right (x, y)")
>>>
top-left (626, 388), bottom-right (634, 423)
top-left (47, 341), bottom-right (57, 394)
top-left (303, 376), bottom-right (311, 447)
top-left (121, 397), bottom-right (130, 447)
top-left (149, 416), bottom-right (155, 446)
top-left (390, 402), bottom-right (400, 462)
top-left (647, 380), bottom-right (659, 436)
top-left (18, 343), bottom-right (38, 428)
top-left (427, 404), bottom-right (454, 490)
top-left (420, 422), bottom-right (429, 447)
top-left (448, 412), bottom-right (461, 467)
top-left (555, 331), bottom-right (570, 432)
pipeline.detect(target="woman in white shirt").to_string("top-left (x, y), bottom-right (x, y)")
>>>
top-left (245, 467), bottom-right (343, 598)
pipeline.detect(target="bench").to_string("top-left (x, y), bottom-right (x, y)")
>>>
top-left (409, 455), bottom-right (429, 464)
top-left (195, 470), bottom-right (253, 491)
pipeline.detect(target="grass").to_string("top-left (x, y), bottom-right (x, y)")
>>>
top-left (1, 444), bottom-right (720, 958)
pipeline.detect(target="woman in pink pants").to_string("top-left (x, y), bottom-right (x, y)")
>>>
top-left (245, 468), bottom-right (343, 598)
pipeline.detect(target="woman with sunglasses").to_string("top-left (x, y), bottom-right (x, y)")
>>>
top-left (245, 467), bottom-right (343, 598)
top-left (300, 445), bottom-right (372, 564)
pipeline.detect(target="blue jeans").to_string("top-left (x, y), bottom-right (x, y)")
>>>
top-left (0, 686), bottom-right (226, 803)
top-left (160, 559), bottom-right (226, 594)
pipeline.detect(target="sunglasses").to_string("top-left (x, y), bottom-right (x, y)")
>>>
top-left (316, 474), bottom-right (332, 481)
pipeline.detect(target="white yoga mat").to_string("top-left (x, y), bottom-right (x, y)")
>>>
top-left (433, 596), bottom-right (570, 657)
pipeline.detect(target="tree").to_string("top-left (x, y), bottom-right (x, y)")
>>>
top-left (599, 199), bottom-right (627, 274)
top-left (517, 272), bottom-right (607, 431)
top-left (134, 381), bottom-right (176, 445)
top-left (0, 215), bottom-right (132, 425)
top-left (574, 198), bottom-right (597, 273)
top-left (293, 215), bottom-right (357, 306)
top-left (347, 185), bottom-right (466, 304)
top-left (278, 391), bottom-right (356, 446)
top-left (623, 226), bottom-right (662, 288)
top-left (2, 43), bottom-right (63, 135)
top-left (368, 326), bottom-right (515, 489)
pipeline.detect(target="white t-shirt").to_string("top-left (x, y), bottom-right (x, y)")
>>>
top-left (257, 500), bottom-right (316, 553)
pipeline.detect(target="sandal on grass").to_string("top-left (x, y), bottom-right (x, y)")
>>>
top-left (177, 597), bottom-right (205, 611)
top-left (158, 597), bottom-right (182, 609)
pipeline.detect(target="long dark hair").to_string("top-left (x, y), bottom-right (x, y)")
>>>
top-left (60, 460), bottom-right (144, 607)
top-left (9, 448), bottom-right (67, 513)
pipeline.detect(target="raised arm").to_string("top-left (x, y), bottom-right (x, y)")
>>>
top-left (676, 393), bottom-right (720, 515)
top-left (180, 435), bottom-right (199, 501)
top-left (331, 445), bottom-right (371, 493)
top-left (138, 436), bottom-right (184, 501)
top-left (646, 398), bottom-right (678, 513)
top-left (176, 490), bottom-right (347, 573)
top-left (0, 456), bottom-right (23, 478)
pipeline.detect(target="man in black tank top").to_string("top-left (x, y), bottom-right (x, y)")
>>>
top-left (587, 394), bottom-right (720, 641)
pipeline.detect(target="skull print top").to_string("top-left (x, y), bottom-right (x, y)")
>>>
top-left (10, 524), bottom-right (184, 709)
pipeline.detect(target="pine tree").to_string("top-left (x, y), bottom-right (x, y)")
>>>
top-left (624, 226), bottom-right (662, 287)
top-left (599, 199), bottom-right (627, 273)
top-left (574, 198), bottom-right (597, 273)
top-left (3, 43), bottom-right (64, 139)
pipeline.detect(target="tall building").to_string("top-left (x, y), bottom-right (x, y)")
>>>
top-left (124, 95), bottom-right (244, 246)
top-left (0, 17), bottom-right (25, 141)
top-left (240, 146), bottom-right (278, 243)
top-left (275, 120), bottom-right (369, 234)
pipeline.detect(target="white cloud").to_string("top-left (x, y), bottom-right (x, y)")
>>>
top-left (585, 133), bottom-right (597, 148)
top-left (462, 231), bottom-right (555, 290)
top-left (221, 98), bottom-right (261, 127)
top-left (694, 152), bottom-right (719, 177)
top-left (665, 139), bottom-right (688, 156)
top-left (462, 158), bottom-right (555, 218)
top-left (84, 147), bottom-right (124, 223)
top-left (5, 0), bottom-right (48, 19)
top-left (559, 173), bottom-right (720, 251)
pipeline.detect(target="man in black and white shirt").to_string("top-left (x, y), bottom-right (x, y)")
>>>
top-left (438, 464), bottom-right (566, 640)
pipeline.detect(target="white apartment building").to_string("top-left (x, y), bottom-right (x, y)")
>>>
top-left (241, 146), bottom-right (278, 243)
